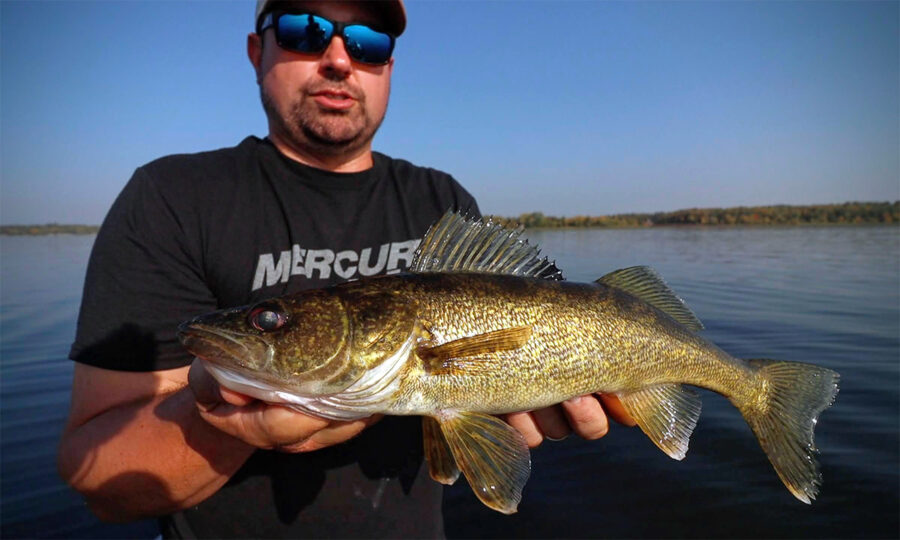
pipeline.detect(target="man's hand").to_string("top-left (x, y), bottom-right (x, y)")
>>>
top-left (188, 359), bottom-right (379, 453)
top-left (504, 394), bottom-right (636, 447)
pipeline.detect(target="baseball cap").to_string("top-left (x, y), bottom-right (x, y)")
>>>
top-left (255, 1), bottom-right (407, 36)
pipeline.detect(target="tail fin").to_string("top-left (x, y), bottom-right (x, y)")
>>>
top-left (738, 359), bottom-right (839, 503)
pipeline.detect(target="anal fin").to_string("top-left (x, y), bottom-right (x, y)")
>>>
top-left (618, 384), bottom-right (702, 460)
top-left (433, 411), bottom-right (531, 514)
top-left (422, 417), bottom-right (459, 485)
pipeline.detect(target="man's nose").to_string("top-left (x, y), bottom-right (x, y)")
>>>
top-left (319, 35), bottom-right (352, 78)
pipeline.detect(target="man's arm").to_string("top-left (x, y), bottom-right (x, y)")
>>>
top-left (57, 361), bottom-right (376, 522)
top-left (57, 363), bottom-right (249, 521)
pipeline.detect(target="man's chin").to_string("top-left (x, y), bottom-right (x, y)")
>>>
top-left (299, 126), bottom-right (372, 156)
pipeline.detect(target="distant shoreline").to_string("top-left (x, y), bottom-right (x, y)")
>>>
top-left (1, 224), bottom-right (100, 236)
top-left (491, 201), bottom-right (898, 229)
top-left (2, 201), bottom-right (897, 235)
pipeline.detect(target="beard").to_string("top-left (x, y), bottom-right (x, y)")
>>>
top-left (261, 80), bottom-right (387, 157)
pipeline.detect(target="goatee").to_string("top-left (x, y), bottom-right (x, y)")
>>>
top-left (261, 83), bottom-right (386, 157)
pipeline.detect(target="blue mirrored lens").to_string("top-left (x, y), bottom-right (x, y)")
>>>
top-left (342, 25), bottom-right (394, 64)
top-left (274, 13), bottom-right (394, 64)
top-left (277, 14), bottom-right (334, 53)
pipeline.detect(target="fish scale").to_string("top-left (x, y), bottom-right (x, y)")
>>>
top-left (383, 273), bottom-right (733, 414)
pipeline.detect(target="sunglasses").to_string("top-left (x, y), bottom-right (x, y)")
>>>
top-left (258, 11), bottom-right (395, 65)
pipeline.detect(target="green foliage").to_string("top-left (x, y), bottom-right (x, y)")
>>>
top-left (491, 202), bottom-right (899, 229)
top-left (0, 224), bottom-right (100, 235)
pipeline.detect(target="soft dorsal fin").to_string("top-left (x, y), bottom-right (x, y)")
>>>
top-left (597, 266), bottom-right (704, 331)
top-left (411, 211), bottom-right (563, 280)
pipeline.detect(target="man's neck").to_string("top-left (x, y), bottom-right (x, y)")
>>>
top-left (268, 133), bottom-right (374, 172)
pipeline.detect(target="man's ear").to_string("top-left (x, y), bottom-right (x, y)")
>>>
top-left (247, 33), bottom-right (263, 84)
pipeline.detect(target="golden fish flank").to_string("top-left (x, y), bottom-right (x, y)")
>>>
top-left (178, 211), bottom-right (840, 514)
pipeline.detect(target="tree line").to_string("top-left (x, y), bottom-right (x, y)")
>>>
top-left (493, 201), bottom-right (899, 229)
top-left (0, 224), bottom-right (100, 235)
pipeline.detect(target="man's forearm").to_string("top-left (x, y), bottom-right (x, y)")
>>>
top-left (58, 386), bottom-right (254, 522)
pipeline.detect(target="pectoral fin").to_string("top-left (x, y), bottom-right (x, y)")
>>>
top-left (417, 326), bottom-right (532, 366)
top-left (433, 411), bottom-right (531, 514)
top-left (422, 417), bottom-right (459, 485)
top-left (618, 384), bottom-right (702, 460)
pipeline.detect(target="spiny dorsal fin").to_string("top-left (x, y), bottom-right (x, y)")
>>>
top-left (597, 266), bottom-right (704, 331)
top-left (411, 211), bottom-right (563, 280)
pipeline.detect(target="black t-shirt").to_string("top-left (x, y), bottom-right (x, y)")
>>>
top-left (70, 136), bottom-right (479, 538)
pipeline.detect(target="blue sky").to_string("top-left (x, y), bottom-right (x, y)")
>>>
top-left (1, 0), bottom-right (897, 225)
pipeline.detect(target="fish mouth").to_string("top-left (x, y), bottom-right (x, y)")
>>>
top-left (177, 322), bottom-right (272, 372)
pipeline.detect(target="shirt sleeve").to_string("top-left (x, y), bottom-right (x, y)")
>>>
top-left (69, 167), bottom-right (218, 371)
top-left (450, 177), bottom-right (481, 219)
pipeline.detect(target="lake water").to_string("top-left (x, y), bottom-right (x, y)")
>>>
top-left (1, 226), bottom-right (897, 538)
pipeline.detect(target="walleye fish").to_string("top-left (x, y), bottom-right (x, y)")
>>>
top-left (178, 211), bottom-right (839, 514)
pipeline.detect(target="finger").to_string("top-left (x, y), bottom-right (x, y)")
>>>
top-left (282, 415), bottom-right (384, 453)
top-left (198, 398), bottom-right (379, 452)
top-left (196, 400), bottom-right (268, 442)
top-left (503, 411), bottom-right (544, 448)
top-left (530, 405), bottom-right (571, 441)
top-left (199, 402), bottom-right (328, 449)
top-left (561, 395), bottom-right (609, 440)
top-left (218, 385), bottom-right (255, 406)
top-left (259, 404), bottom-right (330, 444)
top-left (598, 394), bottom-right (637, 426)
top-left (188, 359), bottom-right (223, 409)
top-left (188, 358), bottom-right (254, 409)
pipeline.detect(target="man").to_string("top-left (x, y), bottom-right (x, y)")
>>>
top-left (58, 1), bottom-right (631, 537)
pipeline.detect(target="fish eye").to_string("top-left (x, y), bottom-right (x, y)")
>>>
top-left (248, 304), bottom-right (287, 332)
